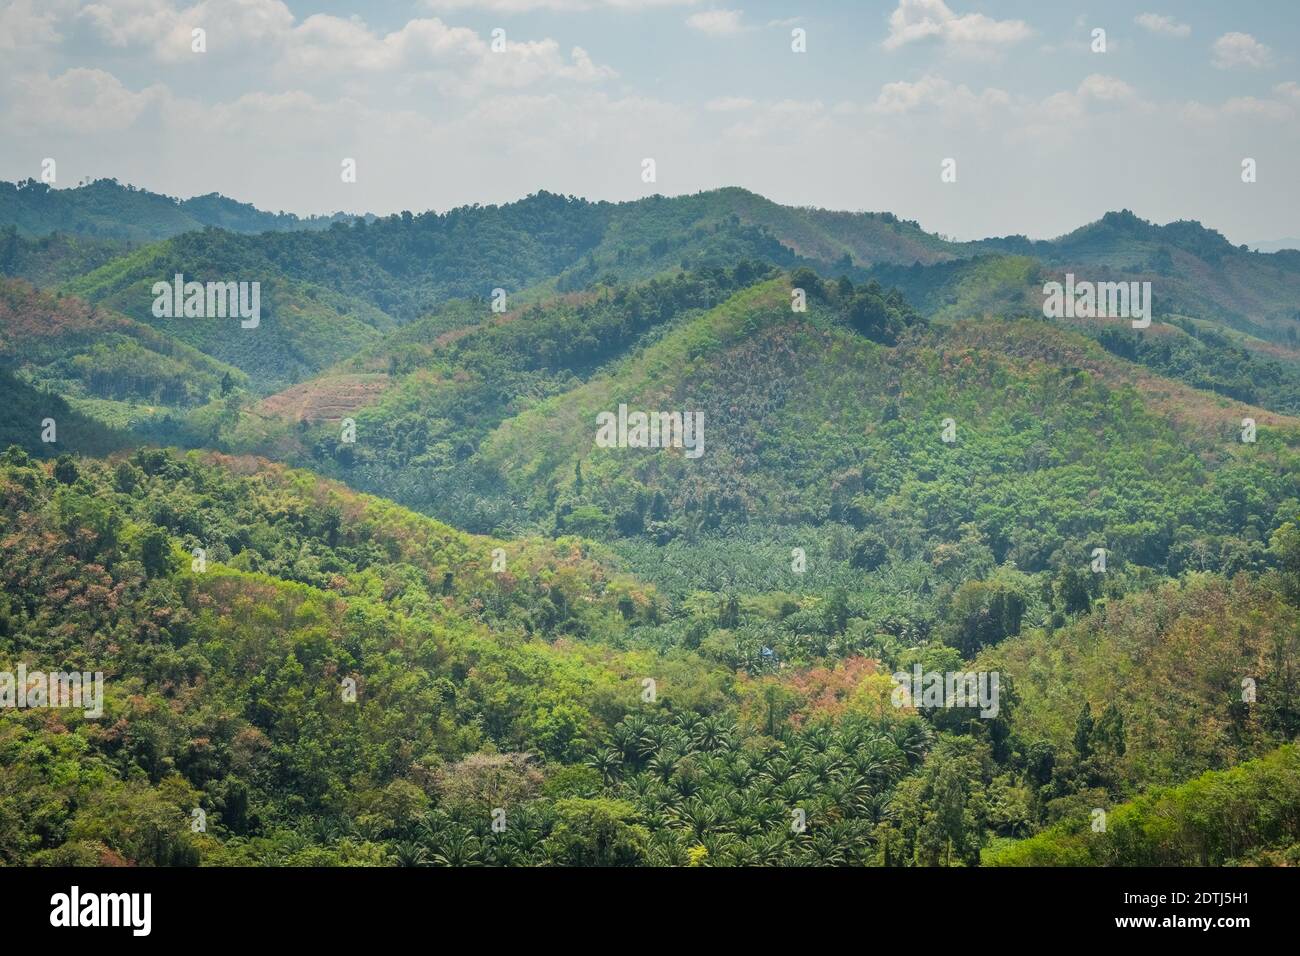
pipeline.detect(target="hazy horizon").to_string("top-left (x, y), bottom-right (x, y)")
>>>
top-left (2, 1), bottom-right (1297, 245)
top-left (16, 175), bottom-right (1300, 250)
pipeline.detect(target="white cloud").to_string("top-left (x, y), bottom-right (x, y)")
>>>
top-left (870, 74), bottom-right (1010, 118)
top-left (1032, 74), bottom-right (1141, 125)
top-left (70, 2), bottom-right (617, 95)
top-left (277, 15), bottom-right (615, 91)
top-left (71, 1), bottom-right (624, 96)
top-left (1180, 83), bottom-right (1297, 125)
top-left (686, 9), bottom-right (745, 36)
top-left (1219, 96), bottom-right (1291, 120)
top-left (205, 89), bottom-right (362, 145)
top-left (713, 98), bottom-right (829, 142)
top-left (281, 15), bottom-right (479, 74)
top-left (1212, 32), bottom-right (1273, 70)
top-left (0, 0), bottom-right (66, 52)
top-left (79, 0), bottom-right (295, 63)
top-left (1275, 81), bottom-right (1300, 103)
top-left (705, 96), bottom-right (755, 111)
top-left (1076, 73), bottom-right (1138, 103)
top-left (883, 0), bottom-right (1031, 55)
top-left (6, 67), bottom-right (169, 132)
top-left (1134, 13), bottom-right (1190, 38)
top-left (863, 73), bottom-right (1141, 131)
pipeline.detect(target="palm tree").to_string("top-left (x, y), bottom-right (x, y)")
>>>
top-left (673, 797), bottom-right (719, 841)
top-left (613, 716), bottom-right (649, 764)
top-left (730, 809), bottom-right (763, 840)
top-left (804, 831), bottom-right (848, 866)
top-left (890, 720), bottom-right (934, 766)
top-left (783, 738), bottom-right (809, 769)
top-left (763, 756), bottom-right (796, 784)
top-left (430, 830), bottom-right (484, 867)
top-left (851, 737), bottom-right (906, 787)
top-left (391, 840), bottom-right (429, 867)
top-left (673, 711), bottom-right (703, 737)
top-left (776, 776), bottom-right (811, 805)
top-left (806, 752), bottom-right (842, 785)
top-left (857, 792), bottom-right (895, 826)
top-left (746, 831), bottom-right (787, 867)
top-left (692, 715), bottom-right (732, 753)
top-left (646, 751), bottom-right (678, 784)
top-left (725, 757), bottom-right (754, 790)
top-left (638, 723), bottom-right (671, 759)
top-left (698, 830), bottom-right (736, 863)
top-left (669, 766), bottom-right (702, 801)
top-left (624, 771), bottom-right (661, 804)
top-left (806, 725), bottom-right (835, 754)
top-left (729, 841), bottom-right (758, 867)
top-left (639, 804), bottom-right (674, 833)
top-left (587, 748), bottom-right (623, 785)
top-left (648, 835), bottom-right (690, 867)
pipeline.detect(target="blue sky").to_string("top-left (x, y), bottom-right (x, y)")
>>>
top-left (1, 1), bottom-right (1296, 243)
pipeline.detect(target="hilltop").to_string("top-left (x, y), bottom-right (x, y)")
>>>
top-left (3, 180), bottom-right (1300, 868)
top-left (0, 179), bottom-right (356, 242)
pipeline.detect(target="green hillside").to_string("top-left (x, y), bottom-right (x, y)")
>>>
top-left (2, 181), bottom-right (1300, 869)
top-left (0, 227), bottom-right (134, 289)
top-left (473, 276), bottom-right (1297, 562)
top-left (0, 179), bottom-right (354, 242)
top-left (984, 745), bottom-right (1300, 866)
top-left (0, 370), bottom-right (132, 458)
top-left (865, 252), bottom-right (1300, 414)
top-left (231, 263), bottom-right (788, 528)
top-left (1, 278), bottom-right (246, 417)
top-left (976, 211), bottom-right (1300, 342)
top-left (62, 231), bottom-right (392, 393)
top-left (3, 445), bottom-right (1296, 866)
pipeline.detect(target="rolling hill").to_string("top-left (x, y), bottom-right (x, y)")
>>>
top-left (0, 178), bottom-right (355, 242)
top-left (2, 180), bottom-right (1300, 868)
top-left (60, 230), bottom-right (393, 393)
top-left (8, 181), bottom-right (1297, 341)
top-left (0, 277), bottom-right (246, 418)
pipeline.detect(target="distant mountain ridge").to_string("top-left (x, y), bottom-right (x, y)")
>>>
top-left (5, 180), bottom-right (1295, 337)
top-left (3, 179), bottom-right (1299, 408)
top-left (2, 179), bottom-right (1300, 870)
top-left (0, 178), bottom-right (358, 242)
top-left (1251, 237), bottom-right (1300, 254)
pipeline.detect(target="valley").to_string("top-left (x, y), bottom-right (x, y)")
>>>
top-left (2, 179), bottom-right (1298, 868)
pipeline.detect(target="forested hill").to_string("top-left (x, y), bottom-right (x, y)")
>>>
top-left (2, 444), bottom-right (1297, 866)
top-left (971, 210), bottom-right (1300, 341)
top-left (0, 179), bottom-right (355, 242)
top-left (3, 175), bottom-right (1300, 868)
top-left (7, 180), bottom-right (1298, 350)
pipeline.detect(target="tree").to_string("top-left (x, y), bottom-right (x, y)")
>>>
top-left (1073, 703), bottom-right (1095, 760)
top-left (790, 268), bottom-right (824, 301)
top-left (114, 461), bottom-right (141, 494)
top-left (432, 753), bottom-right (543, 812)
top-left (1093, 703), bottom-right (1126, 758)
top-left (542, 798), bottom-right (649, 866)
top-left (944, 579), bottom-right (1026, 658)
top-left (1271, 521), bottom-right (1300, 607)
top-left (140, 526), bottom-right (174, 579)
top-left (847, 290), bottom-right (895, 342)
top-left (1057, 568), bottom-right (1093, 617)
top-left (53, 454), bottom-right (78, 485)
top-left (850, 530), bottom-right (888, 571)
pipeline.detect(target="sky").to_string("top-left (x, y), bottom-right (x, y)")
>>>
top-left (1, 0), bottom-right (1297, 243)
